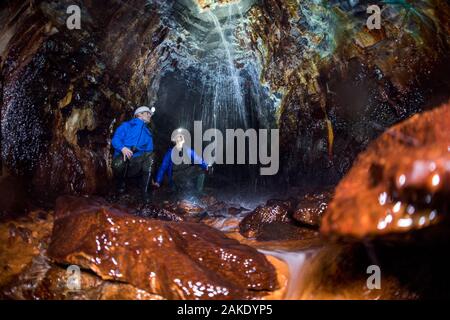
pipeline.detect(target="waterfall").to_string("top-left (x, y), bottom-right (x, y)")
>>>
top-left (204, 10), bottom-right (247, 130)
top-left (259, 249), bottom-right (313, 300)
top-left (150, 1), bottom-right (280, 183)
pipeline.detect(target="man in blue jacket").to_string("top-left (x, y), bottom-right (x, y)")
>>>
top-left (112, 106), bottom-right (155, 201)
top-left (154, 130), bottom-right (209, 196)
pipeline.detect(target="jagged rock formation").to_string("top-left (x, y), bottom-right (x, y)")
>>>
top-left (246, 0), bottom-right (450, 186)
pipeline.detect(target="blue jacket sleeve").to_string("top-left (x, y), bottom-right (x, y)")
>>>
top-left (156, 150), bottom-right (172, 184)
top-left (112, 123), bottom-right (127, 152)
top-left (190, 149), bottom-right (208, 170)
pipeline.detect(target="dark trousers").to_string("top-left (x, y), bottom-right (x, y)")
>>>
top-left (112, 152), bottom-right (155, 184)
top-left (172, 165), bottom-right (206, 195)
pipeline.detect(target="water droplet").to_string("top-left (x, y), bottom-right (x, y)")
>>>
top-left (431, 174), bottom-right (440, 187)
top-left (406, 205), bottom-right (415, 215)
top-left (419, 216), bottom-right (426, 226)
top-left (397, 218), bottom-right (413, 228)
top-left (398, 174), bottom-right (406, 186)
top-left (393, 201), bottom-right (402, 213)
top-left (378, 192), bottom-right (387, 205)
top-left (377, 220), bottom-right (387, 230)
top-left (429, 210), bottom-right (437, 221)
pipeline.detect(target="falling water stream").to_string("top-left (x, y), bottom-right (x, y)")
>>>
top-left (259, 249), bottom-right (313, 300)
top-left (206, 213), bottom-right (318, 299)
top-left (198, 9), bottom-right (249, 134)
top-left (200, 188), bottom-right (320, 300)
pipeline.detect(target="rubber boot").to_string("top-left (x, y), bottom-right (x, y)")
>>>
top-left (195, 173), bottom-right (206, 195)
top-left (116, 177), bottom-right (126, 194)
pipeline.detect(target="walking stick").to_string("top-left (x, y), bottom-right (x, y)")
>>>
top-left (122, 157), bottom-right (130, 181)
top-left (142, 156), bottom-right (154, 194)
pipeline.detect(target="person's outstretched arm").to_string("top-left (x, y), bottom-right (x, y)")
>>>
top-left (190, 149), bottom-right (208, 170)
top-left (155, 150), bottom-right (172, 185)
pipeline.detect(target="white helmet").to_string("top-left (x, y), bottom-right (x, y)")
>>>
top-left (134, 106), bottom-right (156, 116)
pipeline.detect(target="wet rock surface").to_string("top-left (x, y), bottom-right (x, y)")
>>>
top-left (110, 192), bottom-right (247, 223)
top-left (0, 211), bottom-right (53, 290)
top-left (136, 203), bottom-right (185, 222)
top-left (239, 199), bottom-right (294, 239)
top-left (2, 254), bottom-right (164, 300)
top-left (322, 103), bottom-right (450, 239)
top-left (292, 192), bottom-right (332, 228)
top-left (0, 195), bottom-right (283, 300)
top-left (47, 196), bottom-right (279, 299)
top-left (0, 205), bottom-right (165, 300)
top-left (239, 198), bottom-right (319, 241)
top-left (2, 186), bottom-right (449, 300)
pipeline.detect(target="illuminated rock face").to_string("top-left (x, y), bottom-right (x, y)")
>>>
top-left (292, 192), bottom-right (331, 227)
top-left (196, 0), bottom-right (242, 10)
top-left (246, 0), bottom-right (450, 185)
top-left (321, 103), bottom-right (450, 239)
top-left (1, 0), bottom-right (449, 200)
top-left (47, 196), bottom-right (278, 299)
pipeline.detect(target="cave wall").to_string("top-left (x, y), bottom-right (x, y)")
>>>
top-left (247, 0), bottom-right (450, 187)
top-left (1, 0), bottom-right (167, 202)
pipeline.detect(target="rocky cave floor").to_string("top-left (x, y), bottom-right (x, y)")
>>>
top-left (1, 102), bottom-right (449, 300)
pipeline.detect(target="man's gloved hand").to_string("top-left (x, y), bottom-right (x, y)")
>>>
top-left (121, 147), bottom-right (133, 161)
top-left (207, 164), bottom-right (214, 175)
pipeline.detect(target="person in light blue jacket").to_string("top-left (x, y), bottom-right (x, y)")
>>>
top-left (111, 106), bottom-right (155, 201)
top-left (154, 131), bottom-right (209, 195)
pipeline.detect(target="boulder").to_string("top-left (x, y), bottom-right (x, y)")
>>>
top-left (239, 200), bottom-right (293, 239)
top-left (176, 199), bottom-right (207, 219)
top-left (292, 192), bottom-right (332, 228)
top-left (321, 103), bottom-right (450, 239)
top-left (239, 198), bottom-right (317, 241)
top-left (47, 196), bottom-right (279, 299)
top-left (2, 254), bottom-right (164, 300)
top-left (0, 207), bottom-right (161, 300)
top-left (0, 211), bottom-right (54, 289)
top-left (255, 222), bottom-right (319, 242)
